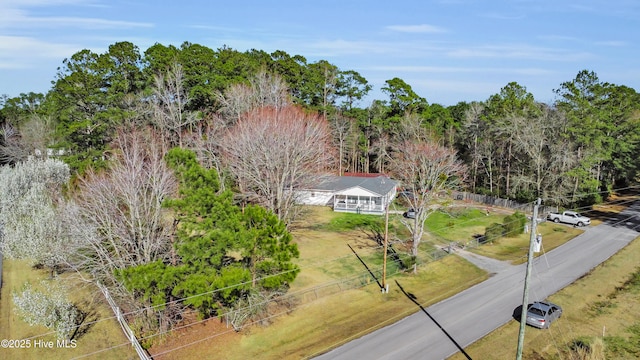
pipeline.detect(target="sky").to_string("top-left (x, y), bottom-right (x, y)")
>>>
top-left (1, 0), bottom-right (639, 107)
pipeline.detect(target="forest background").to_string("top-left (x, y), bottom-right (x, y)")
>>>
top-left (1, 41), bottom-right (639, 347)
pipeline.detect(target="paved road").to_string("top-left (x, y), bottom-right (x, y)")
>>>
top-left (314, 202), bottom-right (640, 360)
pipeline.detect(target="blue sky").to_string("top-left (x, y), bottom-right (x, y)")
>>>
top-left (1, 0), bottom-right (638, 106)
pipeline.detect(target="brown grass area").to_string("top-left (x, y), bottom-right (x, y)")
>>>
top-left (147, 205), bottom-right (489, 359)
top-left (470, 222), bottom-right (585, 264)
top-left (447, 235), bottom-right (640, 360)
top-left (148, 255), bottom-right (488, 360)
top-left (0, 260), bottom-right (136, 360)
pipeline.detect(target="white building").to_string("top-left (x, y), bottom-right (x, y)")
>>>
top-left (296, 174), bottom-right (398, 215)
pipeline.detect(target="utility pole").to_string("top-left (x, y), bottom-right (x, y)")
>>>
top-left (382, 202), bottom-right (389, 293)
top-left (516, 198), bottom-right (541, 359)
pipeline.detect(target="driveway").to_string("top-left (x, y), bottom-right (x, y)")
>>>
top-left (313, 202), bottom-right (640, 360)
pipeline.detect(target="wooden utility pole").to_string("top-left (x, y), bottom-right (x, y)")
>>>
top-left (382, 202), bottom-right (389, 293)
top-left (516, 198), bottom-right (541, 359)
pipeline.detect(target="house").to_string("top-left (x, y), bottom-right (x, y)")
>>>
top-left (296, 174), bottom-right (398, 215)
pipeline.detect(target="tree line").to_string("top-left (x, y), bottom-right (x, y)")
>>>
top-left (2, 41), bottom-right (638, 204)
top-left (1, 40), bottom-right (639, 338)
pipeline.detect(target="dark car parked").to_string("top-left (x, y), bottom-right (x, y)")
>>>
top-left (525, 301), bottom-right (562, 329)
top-left (403, 208), bottom-right (416, 219)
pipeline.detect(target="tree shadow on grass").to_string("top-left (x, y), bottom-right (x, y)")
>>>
top-left (69, 299), bottom-right (100, 341)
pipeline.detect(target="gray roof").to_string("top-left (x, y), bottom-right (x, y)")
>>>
top-left (311, 175), bottom-right (398, 196)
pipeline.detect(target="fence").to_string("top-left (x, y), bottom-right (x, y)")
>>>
top-left (452, 191), bottom-right (557, 215)
top-left (220, 244), bottom-right (453, 329)
top-left (97, 282), bottom-right (151, 360)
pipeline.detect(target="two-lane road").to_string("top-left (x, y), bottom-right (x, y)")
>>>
top-left (314, 202), bottom-right (640, 360)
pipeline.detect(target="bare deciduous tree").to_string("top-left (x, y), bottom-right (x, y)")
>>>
top-left (150, 62), bottom-right (200, 146)
top-left (388, 140), bottom-right (466, 272)
top-left (68, 127), bottom-right (178, 302)
top-left (510, 105), bottom-right (578, 201)
top-left (184, 114), bottom-right (229, 191)
top-left (0, 123), bottom-right (29, 163)
top-left (250, 70), bottom-right (291, 111)
top-left (222, 105), bottom-right (334, 223)
top-left (216, 70), bottom-right (291, 124)
top-left (329, 113), bottom-right (353, 175)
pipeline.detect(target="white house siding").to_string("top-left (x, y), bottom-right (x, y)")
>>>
top-left (333, 187), bottom-right (390, 214)
top-left (294, 175), bottom-right (398, 215)
top-left (296, 190), bottom-right (333, 206)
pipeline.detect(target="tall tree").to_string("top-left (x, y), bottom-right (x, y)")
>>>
top-left (68, 126), bottom-right (178, 303)
top-left (459, 102), bottom-right (486, 193)
top-left (305, 60), bottom-right (340, 116)
top-left (49, 42), bottom-right (145, 173)
top-left (388, 140), bottom-right (466, 272)
top-left (178, 42), bottom-right (219, 110)
top-left (381, 77), bottom-right (427, 117)
top-left (507, 105), bottom-right (577, 201)
top-left (484, 82), bottom-right (538, 197)
top-left (150, 62), bottom-right (200, 147)
top-left (121, 148), bottom-right (300, 324)
top-left (328, 112), bottom-right (353, 176)
top-left (336, 70), bottom-right (372, 111)
top-left (216, 70), bottom-right (291, 124)
top-left (269, 51), bottom-right (307, 104)
top-left (222, 105), bottom-right (334, 224)
top-left (552, 70), bottom-right (640, 203)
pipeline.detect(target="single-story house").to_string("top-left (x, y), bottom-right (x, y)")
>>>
top-left (296, 174), bottom-right (398, 215)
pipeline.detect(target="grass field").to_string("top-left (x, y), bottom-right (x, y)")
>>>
top-left (469, 221), bottom-right (585, 264)
top-left (3, 199), bottom-right (631, 360)
top-left (148, 205), bottom-right (512, 359)
top-left (148, 254), bottom-right (489, 360)
top-left (0, 260), bottom-right (136, 360)
top-left (447, 234), bottom-right (640, 360)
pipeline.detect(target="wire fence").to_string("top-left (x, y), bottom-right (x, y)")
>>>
top-left (97, 282), bottom-right (151, 360)
top-left (452, 191), bottom-right (557, 215)
top-left (220, 244), bottom-right (452, 329)
top-left (96, 193), bottom-right (536, 347)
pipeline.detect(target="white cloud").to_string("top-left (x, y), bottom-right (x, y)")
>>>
top-left (594, 40), bottom-right (627, 47)
top-left (446, 44), bottom-right (593, 62)
top-left (19, 16), bottom-right (153, 29)
top-left (367, 65), bottom-right (554, 76)
top-left (0, 36), bottom-right (81, 68)
top-left (386, 24), bottom-right (447, 33)
top-left (0, 0), bottom-right (151, 30)
top-left (479, 12), bottom-right (525, 20)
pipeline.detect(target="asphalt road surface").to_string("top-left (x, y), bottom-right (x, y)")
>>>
top-left (313, 202), bottom-right (640, 360)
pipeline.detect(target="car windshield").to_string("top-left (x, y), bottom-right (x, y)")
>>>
top-left (528, 308), bottom-right (545, 317)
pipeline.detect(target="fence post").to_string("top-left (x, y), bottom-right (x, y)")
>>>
top-left (97, 282), bottom-right (151, 360)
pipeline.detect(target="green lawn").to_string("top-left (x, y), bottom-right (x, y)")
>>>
top-left (1, 202), bottom-right (616, 360)
top-left (448, 235), bottom-right (640, 360)
top-left (470, 221), bottom-right (585, 264)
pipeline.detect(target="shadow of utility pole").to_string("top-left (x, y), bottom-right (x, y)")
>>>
top-left (348, 244), bottom-right (383, 291)
top-left (395, 280), bottom-right (473, 360)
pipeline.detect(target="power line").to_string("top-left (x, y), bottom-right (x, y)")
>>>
top-left (7, 188), bottom-right (639, 357)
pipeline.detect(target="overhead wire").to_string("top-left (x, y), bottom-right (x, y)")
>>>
top-left (10, 185), bottom-right (640, 357)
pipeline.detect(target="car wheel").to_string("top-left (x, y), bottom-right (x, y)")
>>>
top-left (577, 222), bottom-right (584, 226)
top-left (553, 218), bottom-right (560, 223)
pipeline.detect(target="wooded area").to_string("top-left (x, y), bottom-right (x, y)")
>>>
top-left (1, 40), bottom-right (639, 340)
